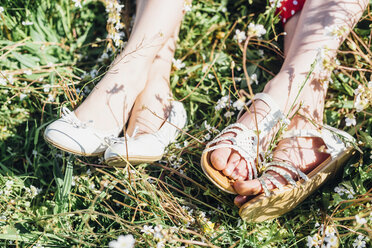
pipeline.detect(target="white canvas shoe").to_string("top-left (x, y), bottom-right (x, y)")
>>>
top-left (44, 107), bottom-right (121, 156)
top-left (104, 101), bottom-right (187, 165)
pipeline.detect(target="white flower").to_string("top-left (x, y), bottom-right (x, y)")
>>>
top-left (72, 0), bottom-right (82, 8)
top-left (307, 234), bottom-right (321, 247)
top-left (0, 77), bottom-right (6, 86)
top-left (324, 235), bottom-right (338, 247)
top-left (345, 115), bottom-right (356, 126)
top-left (156, 241), bottom-right (165, 248)
top-left (334, 185), bottom-right (355, 199)
top-left (141, 225), bottom-right (154, 235)
top-left (203, 121), bottom-right (212, 130)
top-left (30, 185), bottom-right (42, 198)
top-left (247, 23), bottom-right (266, 38)
top-left (224, 111), bottom-right (234, 118)
top-left (32, 244), bottom-right (44, 248)
top-left (355, 215), bottom-right (367, 225)
top-left (47, 94), bottom-right (55, 102)
top-left (184, 0), bottom-right (192, 12)
top-left (153, 225), bottom-right (164, 240)
top-left (250, 73), bottom-right (258, 85)
top-left (24, 69), bottom-right (32, 75)
top-left (108, 234), bottom-right (135, 248)
top-left (324, 24), bottom-right (348, 41)
top-left (90, 69), bottom-right (98, 78)
top-left (22, 21), bottom-right (34, 26)
top-left (233, 98), bottom-right (245, 110)
top-left (98, 52), bottom-right (109, 62)
top-left (269, 0), bottom-right (283, 8)
top-left (43, 84), bottom-right (51, 93)
top-left (354, 95), bottom-right (369, 112)
top-left (19, 93), bottom-right (27, 101)
top-left (204, 133), bottom-right (211, 141)
top-left (5, 180), bottom-right (14, 189)
top-left (0, 6), bottom-right (4, 13)
top-left (233, 29), bottom-right (247, 43)
top-left (352, 235), bottom-right (366, 248)
top-left (32, 150), bottom-right (38, 156)
top-left (172, 58), bottom-right (185, 70)
top-left (258, 49), bottom-right (264, 57)
top-left (215, 96), bottom-right (229, 111)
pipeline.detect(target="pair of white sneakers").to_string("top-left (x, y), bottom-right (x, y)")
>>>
top-left (43, 101), bottom-right (187, 165)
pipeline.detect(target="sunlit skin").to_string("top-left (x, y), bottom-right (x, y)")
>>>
top-left (74, 0), bottom-right (185, 135)
top-left (205, 0), bottom-right (368, 205)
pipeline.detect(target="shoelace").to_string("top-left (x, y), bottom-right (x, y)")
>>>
top-left (61, 107), bottom-right (92, 128)
top-left (104, 126), bottom-right (139, 146)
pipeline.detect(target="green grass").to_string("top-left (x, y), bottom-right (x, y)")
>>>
top-left (0, 0), bottom-right (371, 247)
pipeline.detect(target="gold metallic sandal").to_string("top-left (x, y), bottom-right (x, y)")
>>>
top-left (201, 93), bottom-right (287, 194)
top-left (239, 125), bottom-right (355, 222)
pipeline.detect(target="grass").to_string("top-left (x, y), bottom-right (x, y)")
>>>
top-left (0, 0), bottom-right (371, 247)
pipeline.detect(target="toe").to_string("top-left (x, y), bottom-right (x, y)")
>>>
top-left (234, 195), bottom-right (249, 207)
top-left (223, 152), bottom-right (242, 177)
top-left (210, 146), bottom-right (232, 171)
top-left (234, 179), bottom-right (265, 196)
top-left (231, 160), bottom-right (248, 180)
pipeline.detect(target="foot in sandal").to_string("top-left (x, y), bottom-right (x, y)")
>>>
top-left (235, 115), bottom-right (355, 222)
top-left (201, 92), bottom-right (289, 193)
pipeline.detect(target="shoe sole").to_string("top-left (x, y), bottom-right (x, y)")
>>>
top-left (43, 134), bottom-right (104, 157)
top-left (239, 146), bottom-right (355, 222)
top-left (105, 155), bottom-right (163, 167)
top-left (201, 148), bottom-right (237, 194)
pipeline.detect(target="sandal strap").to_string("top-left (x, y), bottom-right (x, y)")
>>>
top-left (237, 93), bottom-right (287, 138)
top-left (264, 173), bottom-right (284, 190)
top-left (237, 93), bottom-right (281, 119)
top-left (258, 177), bottom-right (271, 197)
top-left (257, 160), bottom-right (311, 196)
top-left (264, 166), bottom-right (297, 187)
top-left (204, 122), bottom-right (260, 179)
top-left (203, 141), bottom-right (258, 180)
top-left (282, 127), bottom-right (353, 159)
top-left (266, 161), bottom-right (309, 180)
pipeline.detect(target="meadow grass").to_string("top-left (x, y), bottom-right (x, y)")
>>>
top-left (0, 0), bottom-right (371, 247)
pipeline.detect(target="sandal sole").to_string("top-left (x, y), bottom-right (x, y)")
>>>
top-left (239, 146), bottom-right (355, 222)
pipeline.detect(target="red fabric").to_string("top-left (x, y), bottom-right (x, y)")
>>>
top-left (276, 0), bottom-right (306, 25)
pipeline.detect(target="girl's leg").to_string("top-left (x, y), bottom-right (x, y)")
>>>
top-left (74, 0), bottom-right (184, 132)
top-left (210, 0), bottom-right (367, 180)
top-left (126, 26), bottom-right (180, 136)
top-left (233, 0), bottom-right (368, 199)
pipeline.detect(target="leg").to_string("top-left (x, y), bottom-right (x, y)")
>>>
top-left (233, 0), bottom-right (368, 202)
top-left (74, 0), bottom-right (184, 132)
top-left (126, 26), bottom-right (180, 136)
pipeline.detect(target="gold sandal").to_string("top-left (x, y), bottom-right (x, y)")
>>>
top-left (201, 93), bottom-right (287, 194)
top-left (239, 125), bottom-right (356, 222)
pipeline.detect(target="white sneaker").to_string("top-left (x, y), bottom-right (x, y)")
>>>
top-left (44, 107), bottom-right (121, 156)
top-left (104, 101), bottom-right (187, 165)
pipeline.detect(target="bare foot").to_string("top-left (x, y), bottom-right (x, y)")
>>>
top-left (233, 115), bottom-right (329, 207)
top-left (209, 99), bottom-right (278, 180)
